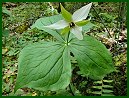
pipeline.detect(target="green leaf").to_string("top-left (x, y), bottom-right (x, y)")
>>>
top-left (31, 14), bottom-right (65, 42)
top-left (102, 94), bottom-right (115, 96)
top-left (102, 89), bottom-right (113, 93)
top-left (91, 91), bottom-right (101, 95)
top-left (15, 41), bottom-right (71, 92)
top-left (92, 86), bottom-right (102, 89)
top-left (69, 35), bottom-right (115, 80)
top-left (103, 80), bottom-right (113, 83)
top-left (55, 89), bottom-right (72, 96)
top-left (2, 7), bottom-right (12, 16)
top-left (82, 22), bottom-right (95, 32)
top-left (61, 26), bottom-right (70, 35)
top-left (76, 20), bottom-right (90, 26)
top-left (2, 29), bottom-right (10, 37)
top-left (60, 3), bottom-right (72, 22)
top-left (94, 81), bottom-right (102, 84)
top-left (103, 85), bottom-right (113, 88)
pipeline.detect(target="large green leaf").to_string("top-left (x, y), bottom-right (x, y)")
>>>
top-left (69, 35), bottom-right (115, 80)
top-left (31, 14), bottom-right (65, 42)
top-left (15, 41), bottom-right (71, 92)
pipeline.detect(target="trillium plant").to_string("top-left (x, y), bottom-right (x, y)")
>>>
top-left (15, 3), bottom-right (115, 93)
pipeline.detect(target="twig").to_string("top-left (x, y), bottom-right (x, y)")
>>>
top-left (92, 4), bottom-right (112, 38)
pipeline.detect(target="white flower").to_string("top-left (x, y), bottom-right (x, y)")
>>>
top-left (44, 3), bottom-right (92, 40)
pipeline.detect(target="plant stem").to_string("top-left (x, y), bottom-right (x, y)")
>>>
top-left (69, 84), bottom-right (75, 96)
top-left (92, 4), bottom-right (112, 38)
top-left (67, 32), bottom-right (70, 45)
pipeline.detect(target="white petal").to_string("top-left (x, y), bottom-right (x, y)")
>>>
top-left (72, 3), bottom-right (92, 22)
top-left (70, 26), bottom-right (83, 40)
top-left (44, 20), bottom-right (68, 29)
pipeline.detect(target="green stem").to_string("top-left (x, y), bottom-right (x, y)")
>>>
top-left (66, 32), bottom-right (70, 46)
top-left (69, 84), bottom-right (75, 96)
